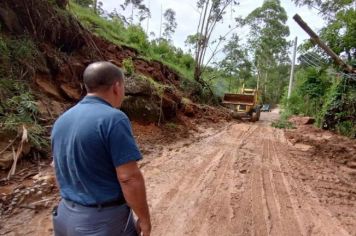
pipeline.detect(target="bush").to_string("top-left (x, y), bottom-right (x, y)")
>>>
top-left (0, 80), bottom-right (48, 149)
top-left (122, 57), bottom-right (135, 76)
top-left (126, 25), bottom-right (150, 53)
top-left (281, 67), bottom-right (356, 138)
top-left (271, 110), bottom-right (295, 129)
top-left (336, 121), bottom-right (356, 138)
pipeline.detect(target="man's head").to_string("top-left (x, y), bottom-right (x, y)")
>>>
top-left (83, 61), bottom-right (125, 108)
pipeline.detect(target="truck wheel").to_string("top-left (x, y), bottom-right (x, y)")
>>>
top-left (251, 112), bottom-right (258, 122)
top-left (256, 107), bottom-right (261, 121)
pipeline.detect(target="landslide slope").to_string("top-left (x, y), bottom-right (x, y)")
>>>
top-left (0, 0), bottom-right (227, 169)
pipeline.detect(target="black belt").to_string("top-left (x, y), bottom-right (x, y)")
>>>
top-left (65, 198), bottom-right (126, 208)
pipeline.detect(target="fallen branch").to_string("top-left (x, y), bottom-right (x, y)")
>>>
top-left (7, 126), bottom-right (29, 180)
top-left (30, 196), bottom-right (56, 205)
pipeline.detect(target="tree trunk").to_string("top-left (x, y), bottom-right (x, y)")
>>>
top-left (93, 0), bottom-right (97, 14)
top-left (194, 66), bottom-right (201, 82)
top-left (194, 0), bottom-right (210, 82)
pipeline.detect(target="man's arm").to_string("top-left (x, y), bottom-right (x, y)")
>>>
top-left (116, 161), bottom-right (151, 236)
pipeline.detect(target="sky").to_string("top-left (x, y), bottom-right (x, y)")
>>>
top-left (101, 0), bottom-right (326, 62)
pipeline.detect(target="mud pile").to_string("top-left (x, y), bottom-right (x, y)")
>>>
top-left (286, 116), bottom-right (356, 177)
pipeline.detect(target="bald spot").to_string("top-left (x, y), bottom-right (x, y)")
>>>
top-left (83, 61), bottom-right (124, 93)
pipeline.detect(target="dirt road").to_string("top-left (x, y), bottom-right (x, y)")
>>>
top-left (1, 110), bottom-right (355, 235)
top-left (141, 110), bottom-right (356, 236)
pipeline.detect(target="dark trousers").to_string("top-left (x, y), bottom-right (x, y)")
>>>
top-left (53, 199), bottom-right (138, 236)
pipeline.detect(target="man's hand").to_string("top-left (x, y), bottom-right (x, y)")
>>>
top-left (136, 218), bottom-right (151, 236)
top-left (116, 161), bottom-right (151, 236)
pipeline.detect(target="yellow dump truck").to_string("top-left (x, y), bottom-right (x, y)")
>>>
top-left (222, 89), bottom-right (261, 122)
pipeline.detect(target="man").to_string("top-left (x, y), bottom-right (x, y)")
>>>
top-left (51, 61), bottom-right (151, 236)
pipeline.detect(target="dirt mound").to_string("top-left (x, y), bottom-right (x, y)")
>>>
top-left (289, 116), bottom-right (315, 125)
top-left (286, 117), bottom-right (356, 177)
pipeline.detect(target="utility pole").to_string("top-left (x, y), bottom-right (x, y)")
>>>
top-left (288, 37), bottom-right (297, 99)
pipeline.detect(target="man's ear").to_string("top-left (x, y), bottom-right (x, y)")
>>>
top-left (112, 81), bottom-right (120, 95)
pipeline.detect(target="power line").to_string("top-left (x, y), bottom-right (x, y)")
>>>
top-left (299, 56), bottom-right (319, 67)
top-left (304, 52), bottom-right (326, 65)
top-left (303, 54), bottom-right (324, 67)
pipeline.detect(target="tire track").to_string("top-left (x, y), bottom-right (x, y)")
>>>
top-left (146, 118), bottom-right (354, 236)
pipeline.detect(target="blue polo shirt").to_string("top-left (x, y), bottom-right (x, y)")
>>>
top-left (51, 96), bottom-right (142, 205)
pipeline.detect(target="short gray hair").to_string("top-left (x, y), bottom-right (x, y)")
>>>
top-left (83, 61), bottom-right (124, 92)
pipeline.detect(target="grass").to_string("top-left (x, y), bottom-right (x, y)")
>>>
top-left (69, 3), bottom-right (128, 46)
top-left (69, 2), bottom-right (195, 82)
top-left (271, 110), bottom-right (295, 129)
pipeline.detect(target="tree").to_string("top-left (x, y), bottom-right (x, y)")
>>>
top-left (162, 9), bottom-right (177, 40)
top-left (121, 0), bottom-right (151, 25)
top-left (292, 0), bottom-right (356, 62)
top-left (220, 34), bottom-right (252, 91)
top-left (291, 0), bottom-right (354, 20)
top-left (244, 0), bottom-right (290, 103)
top-left (191, 0), bottom-right (240, 83)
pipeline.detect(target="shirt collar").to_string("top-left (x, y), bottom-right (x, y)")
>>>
top-left (80, 96), bottom-right (113, 107)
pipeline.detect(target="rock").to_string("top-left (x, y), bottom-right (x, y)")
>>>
top-left (303, 117), bottom-right (315, 125)
top-left (289, 116), bottom-right (315, 126)
top-left (239, 169), bottom-right (247, 174)
top-left (124, 75), bottom-right (152, 96)
top-left (121, 96), bottom-right (160, 123)
top-left (60, 83), bottom-right (82, 100)
top-left (34, 74), bottom-right (62, 99)
top-left (14, 189), bottom-right (20, 194)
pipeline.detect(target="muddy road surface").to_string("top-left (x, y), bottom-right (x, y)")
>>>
top-left (143, 110), bottom-right (356, 236)
top-left (1, 110), bottom-right (355, 235)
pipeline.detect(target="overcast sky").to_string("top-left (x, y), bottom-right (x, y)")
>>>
top-left (101, 0), bottom-right (326, 61)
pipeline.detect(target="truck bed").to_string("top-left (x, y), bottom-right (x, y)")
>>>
top-left (222, 93), bottom-right (255, 106)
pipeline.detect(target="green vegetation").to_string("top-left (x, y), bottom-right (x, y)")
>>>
top-left (69, 2), bottom-right (194, 82)
top-left (280, 68), bottom-right (356, 138)
top-left (0, 36), bottom-right (40, 79)
top-left (271, 110), bottom-right (295, 129)
top-left (0, 35), bottom-right (48, 149)
top-left (274, 0), bottom-right (356, 138)
top-left (122, 57), bottom-right (135, 76)
top-left (0, 80), bottom-right (48, 149)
